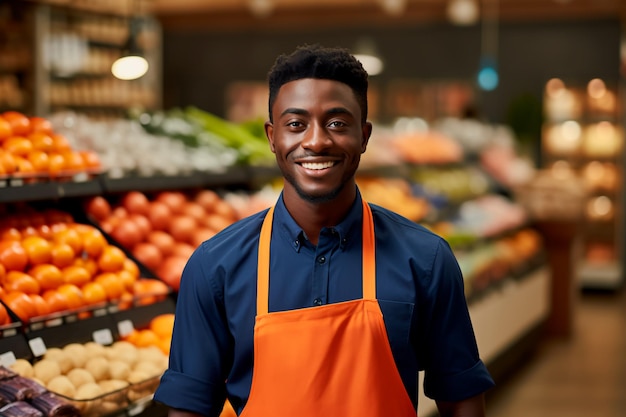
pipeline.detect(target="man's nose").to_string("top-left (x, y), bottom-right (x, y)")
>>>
top-left (301, 122), bottom-right (332, 150)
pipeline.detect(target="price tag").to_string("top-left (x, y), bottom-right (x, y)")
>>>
top-left (0, 351), bottom-right (16, 367)
top-left (117, 319), bottom-right (135, 337)
top-left (29, 337), bottom-right (47, 357)
top-left (92, 328), bottom-right (113, 346)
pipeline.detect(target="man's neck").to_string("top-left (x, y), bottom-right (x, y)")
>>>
top-left (282, 186), bottom-right (357, 246)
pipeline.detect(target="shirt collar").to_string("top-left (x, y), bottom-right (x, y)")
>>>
top-left (273, 188), bottom-right (364, 253)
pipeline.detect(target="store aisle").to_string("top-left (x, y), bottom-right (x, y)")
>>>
top-left (486, 287), bottom-right (626, 417)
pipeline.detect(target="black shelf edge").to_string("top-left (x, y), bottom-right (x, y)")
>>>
top-left (25, 313), bottom-right (119, 352)
top-left (110, 296), bottom-right (176, 332)
top-left (0, 328), bottom-right (33, 362)
top-left (0, 178), bottom-right (102, 203)
top-left (101, 174), bottom-right (207, 193)
top-left (100, 167), bottom-right (251, 194)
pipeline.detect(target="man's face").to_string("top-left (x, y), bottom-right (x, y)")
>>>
top-left (265, 78), bottom-right (372, 204)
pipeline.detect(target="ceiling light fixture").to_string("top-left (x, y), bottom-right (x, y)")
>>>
top-left (379, 0), bottom-right (407, 16)
top-left (477, 0), bottom-right (499, 91)
top-left (111, 16), bottom-right (149, 81)
top-left (248, 0), bottom-right (274, 17)
top-left (353, 38), bottom-right (384, 76)
top-left (447, 0), bottom-right (480, 26)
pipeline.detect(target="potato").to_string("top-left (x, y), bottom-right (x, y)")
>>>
top-left (108, 360), bottom-right (131, 381)
top-left (126, 369), bottom-right (150, 385)
top-left (84, 342), bottom-right (107, 359)
top-left (111, 340), bottom-right (136, 352)
top-left (44, 347), bottom-right (73, 374)
top-left (66, 368), bottom-right (95, 388)
top-left (74, 382), bottom-right (103, 414)
top-left (133, 361), bottom-right (160, 378)
top-left (9, 359), bottom-right (34, 378)
top-left (114, 347), bottom-right (139, 366)
top-left (75, 381), bottom-right (103, 398)
top-left (33, 359), bottom-right (62, 384)
top-left (98, 379), bottom-right (129, 394)
top-left (99, 379), bottom-right (129, 403)
top-left (127, 388), bottom-right (151, 402)
top-left (47, 375), bottom-right (76, 398)
top-left (85, 356), bottom-right (109, 381)
top-left (138, 346), bottom-right (166, 364)
top-left (63, 343), bottom-right (88, 368)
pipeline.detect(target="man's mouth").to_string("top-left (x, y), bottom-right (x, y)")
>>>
top-left (300, 161), bottom-right (335, 170)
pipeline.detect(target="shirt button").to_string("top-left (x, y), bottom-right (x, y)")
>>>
top-left (294, 240), bottom-right (299, 247)
top-left (313, 298), bottom-right (322, 306)
top-left (317, 256), bottom-right (326, 264)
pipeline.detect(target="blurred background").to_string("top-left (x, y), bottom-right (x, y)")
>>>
top-left (0, 1), bottom-right (624, 417)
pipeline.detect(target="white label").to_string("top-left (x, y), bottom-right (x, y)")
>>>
top-left (29, 337), bottom-right (47, 357)
top-left (117, 319), bottom-right (134, 337)
top-left (93, 328), bottom-right (113, 345)
top-left (0, 351), bottom-right (16, 367)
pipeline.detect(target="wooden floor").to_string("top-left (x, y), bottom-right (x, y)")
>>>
top-left (486, 287), bottom-right (626, 417)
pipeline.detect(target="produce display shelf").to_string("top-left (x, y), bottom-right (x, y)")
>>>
top-left (0, 177), bottom-right (102, 203)
top-left (0, 326), bottom-right (33, 364)
top-left (110, 297), bottom-right (177, 335)
top-left (100, 174), bottom-right (209, 194)
top-left (0, 296), bottom-right (175, 363)
top-left (25, 313), bottom-right (120, 351)
top-left (0, 166), bottom-right (254, 203)
top-left (577, 260), bottom-right (623, 289)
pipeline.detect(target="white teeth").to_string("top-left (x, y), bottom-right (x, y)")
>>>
top-left (301, 161), bottom-right (334, 170)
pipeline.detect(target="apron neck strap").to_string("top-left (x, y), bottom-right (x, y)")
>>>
top-left (257, 200), bottom-right (376, 316)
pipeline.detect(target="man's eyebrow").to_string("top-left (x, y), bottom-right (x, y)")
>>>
top-left (280, 108), bottom-right (308, 117)
top-left (279, 107), bottom-right (353, 118)
top-left (326, 107), bottom-right (353, 117)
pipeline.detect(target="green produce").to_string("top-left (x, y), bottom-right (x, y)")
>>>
top-left (184, 107), bottom-right (274, 166)
top-left (135, 107), bottom-right (275, 166)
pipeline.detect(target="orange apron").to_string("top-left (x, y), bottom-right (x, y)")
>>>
top-left (239, 200), bottom-right (416, 417)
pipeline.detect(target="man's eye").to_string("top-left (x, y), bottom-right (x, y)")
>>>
top-left (287, 121), bottom-right (303, 128)
top-left (329, 121), bottom-right (346, 128)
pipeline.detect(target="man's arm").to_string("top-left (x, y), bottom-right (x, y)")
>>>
top-left (436, 393), bottom-right (486, 417)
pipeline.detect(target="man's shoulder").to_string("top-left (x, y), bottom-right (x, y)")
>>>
top-left (198, 208), bottom-right (269, 252)
top-left (369, 203), bottom-right (440, 241)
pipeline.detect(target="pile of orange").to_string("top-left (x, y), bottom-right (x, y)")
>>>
top-left (0, 208), bottom-right (170, 324)
top-left (85, 189), bottom-right (239, 292)
top-left (0, 110), bottom-right (101, 178)
top-left (123, 313), bottom-right (174, 355)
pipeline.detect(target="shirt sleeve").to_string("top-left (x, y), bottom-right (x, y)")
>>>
top-left (153, 244), bottom-right (231, 417)
top-left (417, 239), bottom-right (495, 402)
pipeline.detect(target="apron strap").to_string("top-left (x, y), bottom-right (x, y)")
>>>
top-left (257, 200), bottom-right (376, 316)
top-left (361, 199), bottom-right (376, 300)
top-left (257, 206), bottom-right (274, 316)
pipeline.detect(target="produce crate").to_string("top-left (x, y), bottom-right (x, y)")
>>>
top-left (50, 374), bottom-right (160, 417)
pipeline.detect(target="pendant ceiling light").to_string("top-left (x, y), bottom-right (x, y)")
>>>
top-left (477, 0), bottom-right (499, 91)
top-left (379, 0), bottom-right (407, 16)
top-left (112, 1), bottom-right (149, 81)
top-left (353, 38), bottom-right (384, 76)
top-left (447, 0), bottom-right (480, 26)
top-left (248, 0), bottom-right (274, 17)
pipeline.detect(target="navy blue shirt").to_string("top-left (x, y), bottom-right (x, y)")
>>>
top-left (154, 190), bottom-right (494, 416)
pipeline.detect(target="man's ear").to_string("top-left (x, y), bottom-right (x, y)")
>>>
top-left (265, 121), bottom-right (276, 153)
top-left (361, 121), bottom-right (373, 153)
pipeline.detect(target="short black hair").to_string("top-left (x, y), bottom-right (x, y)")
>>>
top-left (267, 44), bottom-right (369, 123)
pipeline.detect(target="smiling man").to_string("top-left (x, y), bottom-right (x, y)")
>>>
top-left (154, 44), bottom-right (494, 417)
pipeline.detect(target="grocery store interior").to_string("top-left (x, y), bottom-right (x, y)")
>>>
top-left (0, 0), bottom-right (625, 416)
